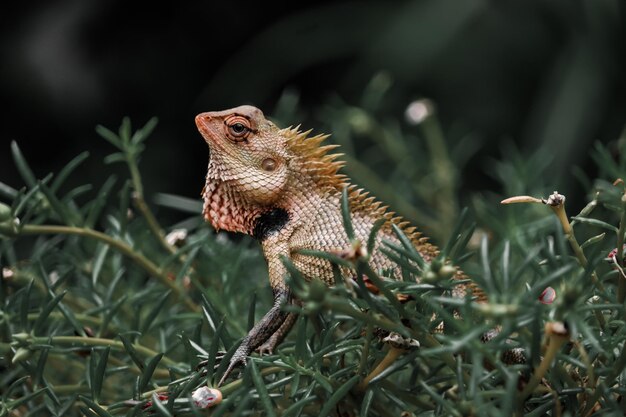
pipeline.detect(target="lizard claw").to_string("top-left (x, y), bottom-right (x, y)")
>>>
top-left (195, 351), bottom-right (226, 373)
top-left (217, 354), bottom-right (247, 388)
top-left (256, 338), bottom-right (277, 356)
top-left (217, 346), bottom-right (249, 387)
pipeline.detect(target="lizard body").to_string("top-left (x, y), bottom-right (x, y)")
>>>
top-left (195, 105), bottom-right (486, 384)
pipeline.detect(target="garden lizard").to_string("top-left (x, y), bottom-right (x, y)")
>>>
top-left (195, 105), bottom-right (486, 385)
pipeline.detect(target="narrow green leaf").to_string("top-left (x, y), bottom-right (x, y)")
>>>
top-left (390, 225), bottom-right (425, 268)
top-left (12, 174), bottom-right (46, 218)
top-left (118, 180), bottom-right (132, 234)
top-left (174, 246), bottom-right (199, 282)
top-left (366, 218), bottom-right (386, 256)
top-left (249, 359), bottom-right (277, 417)
top-left (281, 396), bottom-right (318, 417)
top-left (360, 262), bottom-right (406, 316)
top-left (224, 392), bottom-right (252, 417)
top-left (140, 290), bottom-right (171, 334)
top-left (153, 192), bottom-right (203, 213)
top-left (62, 184), bottom-right (93, 204)
top-left (7, 387), bottom-right (49, 410)
top-left (501, 240), bottom-right (510, 291)
top-left (56, 395), bottom-right (78, 417)
top-left (418, 380), bottom-right (462, 417)
top-left (318, 375), bottom-right (360, 417)
top-left (131, 117), bottom-right (158, 145)
top-left (33, 290), bottom-right (67, 336)
top-left (98, 294), bottom-right (127, 337)
top-left (92, 244), bottom-right (109, 286)
top-left (479, 234), bottom-right (496, 295)
top-left (360, 388), bottom-right (375, 417)
top-left (51, 151), bottom-right (89, 193)
top-left (84, 175), bottom-right (117, 228)
top-left (179, 332), bottom-right (196, 367)
top-left (38, 180), bottom-right (82, 226)
top-left (0, 181), bottom-right (18, 199)
top-left (201, 294), bottom-right (233, 348)
top-left (204, 319), bottom-right (225, 384)
top-left (78, 406), bottom-right (99, 417)
top-left (119, 117), bottom-right (132, 144)
top-left (96, 125), bottom-right (122, 148)
top-left (20, 280), bottom-right (34, 331)
top-left (11, 141), bottom-right (37, 188)
top-left (448, 223), bottom-right (476, 262)
top-left (177, 370), bottom-right (203, 397)
top-left (33, 347), bottom-right (50, 386)
top-left (118, 334), bottom-right (145, 371)
top-left (138, 353), bottom-right (164, 393)
top-left (379, 246), bottom-right (422, 276)
top-left (440, 207), bottom-right (469, 257)
top-left (341, 187), bottom-right (355, 240)
top-left (79, 395), bottom-right (114, 417)
top-left (570, 216), bottom-right (618, 233)
top-left (580, 232), bottom-right (606, 249)
top-left (213, 342), bottom-right (240, 387)
top-left (103, 152), bottom-right (126, 165)
top-left (294, 316), bottom-right (307, 361)
top-left (91, 347), bottom-right (110, 403)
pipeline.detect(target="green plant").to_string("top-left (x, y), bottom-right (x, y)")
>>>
top-left (1, 99), bottom-right (625, 416)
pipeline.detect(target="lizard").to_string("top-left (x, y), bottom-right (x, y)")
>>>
top-left (195, 105), bottom-right (488, 386)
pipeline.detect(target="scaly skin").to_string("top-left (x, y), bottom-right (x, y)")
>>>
top-left (195, 105), bottom-right (486, 385)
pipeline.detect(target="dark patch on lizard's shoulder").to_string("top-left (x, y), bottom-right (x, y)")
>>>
top-left (253, 208), bottom-right (290, 240)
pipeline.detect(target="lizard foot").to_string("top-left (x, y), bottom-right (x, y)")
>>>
top-left (195, 351), bottom-right (226, 374)
top-left (217, 346), bottom-right (249, 387)
top-left (256, 338), bottom-right (279, 356)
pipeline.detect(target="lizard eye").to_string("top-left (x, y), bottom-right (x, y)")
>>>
top-left (224, 115), bottom-right (253, 142)
top-left (261, 158), bottom-right (277, 172)
top-left (231, 123), bottom-right (247, 134)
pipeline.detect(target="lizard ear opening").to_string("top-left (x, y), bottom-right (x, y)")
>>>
top-left (261, 158), bottom-right (277, 172)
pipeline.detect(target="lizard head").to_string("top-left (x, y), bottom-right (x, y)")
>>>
top-left (196, 105), bottom-right (345, 235)
top-left (196, 105), bottom-right (289, 206)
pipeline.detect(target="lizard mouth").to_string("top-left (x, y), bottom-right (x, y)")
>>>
top-left (195, 113), bottom-right (224, 151)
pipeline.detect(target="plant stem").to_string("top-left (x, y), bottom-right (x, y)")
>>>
top-left (550, 203), bottom-right (604, 291)
top-left (30, 335), bottom-right (178, 367)
top-left (126, 152), bottom-right (176, 256)
top-left (19, 224), bottom-right (198, 312)
top-left (357, 346), bottom-right (403, 390)
top-left (616, 193), bottom-right (626, 303)
top-left (546, 194), bottom-right (606, 330)
top-left (516, 322), bottom-right (569, 412)
top-left (133, 193), bottom-right (176, 254)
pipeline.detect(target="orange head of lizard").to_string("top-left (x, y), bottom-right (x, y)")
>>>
top-left (196, 105), bottom-right (290, 207)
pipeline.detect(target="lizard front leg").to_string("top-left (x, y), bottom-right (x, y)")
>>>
top-left (218, 287), bottom-right (291, 386)
top-left (257, 303), bottom-right (299, 355)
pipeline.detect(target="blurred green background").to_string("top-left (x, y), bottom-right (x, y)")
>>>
top-left (1, 0), bottom-right (625, 219)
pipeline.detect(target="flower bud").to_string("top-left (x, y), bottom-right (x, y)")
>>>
top-left (0, 219), bottom-right (19, 237)
top-left (438, 265), bottom-right (457, 280)
top-left (12, 347), bottom-right (32, 363)
top-left (0, 203), bottom-right (11, 222)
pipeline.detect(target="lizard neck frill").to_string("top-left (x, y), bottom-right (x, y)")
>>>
top-left (202, 177), bottom-right (265, 235)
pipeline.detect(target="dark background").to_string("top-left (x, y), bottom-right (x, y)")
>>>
top-left (1, 0), bottom-right (625, 213)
